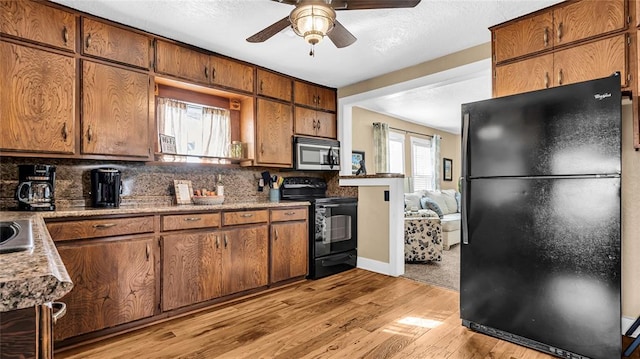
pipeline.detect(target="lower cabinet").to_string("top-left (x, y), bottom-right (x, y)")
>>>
top-left (53, 236), bottom-right (156, 341)
top-left (220, 225), bottom-right (269, 295)
top-left (270, 207), bottom-right (309, 284)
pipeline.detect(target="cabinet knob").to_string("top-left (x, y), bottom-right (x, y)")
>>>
top-left (204, 67), bottom-right (209, 79)
top-left (558, 68), bottom-right (563, 85)
top-left (145, 244), bottom-right (150, 261)
top-left (86, 33), bottom-right (92, 49)
top-left (224, 235), bottom-right (228, 248)
top-left (557, 22), bottom-right (563, 42)
top-left (87, 124), bottom-right (93, 142)
top-left (61, 122), bottom-right (68, 141)
top-left (260, 80), bottom-right (264, 93)
top-left (274, 229), bottom-right (279, 240)
top-left (543, 27), bottom-right (548, 47)
top-left (62, 26), bottom-right (69, 45)
top-left (215, 235), bottom-right (220, 249)
top-left (261, 143), bottom-right (264, 155)
top-left (544, 72), bottom-right (549, 89)
top-left (212, 68), bottom-right (216, 81)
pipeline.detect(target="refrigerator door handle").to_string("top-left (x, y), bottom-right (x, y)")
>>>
top-left (462, 113), bottom-right (470, 245)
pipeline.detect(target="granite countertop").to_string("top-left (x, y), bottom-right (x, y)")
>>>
top-left (0, 212), bottom-right (73, 312)
top-left (0, 200), bottom-right (309, 312)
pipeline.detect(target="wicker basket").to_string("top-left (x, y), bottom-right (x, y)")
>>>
top-left (192, 195), bottom-right (224, 205)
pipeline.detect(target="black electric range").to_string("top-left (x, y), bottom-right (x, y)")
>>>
top-left (281, 177), bottom-right (357, 279)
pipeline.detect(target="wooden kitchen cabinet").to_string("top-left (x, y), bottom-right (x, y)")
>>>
top-left (494, 34), bottom-right (628, 97)
top-left (219, 225), bottom-right (269, 296)
top-left (155, 40), bottom-right (210, 85)
top-left (210, 55), bottom-right (254, 93)
top-left (270, 207), bottom-right (308, 284)
top-left (81, 17), bottom-right (150, 69)
top-left (294, 81), bottom-right (336, 112)
top-left (81, 60), bottom-right (151, 159)
top-left (255, 98), bottom-right (293, 167)
top-left (0, 41), bottom-right (75, 154)
top-left (492, 0), bottom-right (626, 64)
top-left (295, 106), bottom-right (337, 139)
top-left (257, 69), bottom-right (292, 102)
top-left (54, 236), bottom-right (156, 341)
top-left (162, 231), bottom-right (222, 311)
top-left (0, 0), bottom-right (76, 52)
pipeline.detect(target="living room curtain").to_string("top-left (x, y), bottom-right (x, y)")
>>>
top-left (373, 122), bottom-right (390, 173)
top-left (432, 134), bottom-right (441, 190)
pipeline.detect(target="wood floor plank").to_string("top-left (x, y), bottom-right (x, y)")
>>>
top-left (56, 269), bottom-right (579, 359)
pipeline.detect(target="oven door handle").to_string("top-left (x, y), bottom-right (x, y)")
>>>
top-left (322, 253), bottom-right (356, 267)
top-left (318, 203), bottom-right (357, 208)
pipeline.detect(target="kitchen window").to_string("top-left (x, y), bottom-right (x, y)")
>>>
top-left (157, 97), bottom-right (231, 158)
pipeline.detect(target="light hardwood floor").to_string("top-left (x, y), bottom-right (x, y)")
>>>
top-left (57, 269), bottom-right (624, 359)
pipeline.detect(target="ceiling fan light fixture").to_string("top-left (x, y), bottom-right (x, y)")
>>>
top-left (290, 4), bottom-right (336, 45)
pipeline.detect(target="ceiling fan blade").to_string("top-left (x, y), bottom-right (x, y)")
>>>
top-left (327, 20), bottom-right (356, 48)
top-left (331, 0), bottom-right (421, 10)
top-left (271, 0), bottom-right (299, 4)
top-left (246, 16), bottom-right (291, 43)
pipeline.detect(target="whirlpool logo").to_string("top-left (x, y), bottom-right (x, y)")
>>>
top-left (594, 93), bottom-right (612, 100)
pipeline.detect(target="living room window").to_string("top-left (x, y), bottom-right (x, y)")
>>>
top-left (410, 136), bottom-right (433, 191)
top-left (389, 130), bottom-right (405, 174)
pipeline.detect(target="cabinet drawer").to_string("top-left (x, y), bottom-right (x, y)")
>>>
top-left (271, 207), bottom-right (307, 222)
top-left (161, 212), bottom-right (221, 231)
top-left (223, 210), bottom-right (268, 226)
top-left (47, 216), bottom-right (154, 241)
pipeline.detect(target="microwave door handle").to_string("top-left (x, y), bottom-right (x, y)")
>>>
top-left (328, 146), bottom-right (334, 169)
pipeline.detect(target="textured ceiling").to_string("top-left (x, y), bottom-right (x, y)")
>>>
top-left (51, 0), bottom-right (563, 133)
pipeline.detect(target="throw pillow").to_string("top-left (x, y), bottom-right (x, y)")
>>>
top-left (441, 189), bottom-right (459, 214)
top-left (455, 192), bottom-right (461, 212)
top-left (426, 190), bottom-right (455, 215)
top-left (420, 196), bottom-right (444, 218)
top-left (404, 193), bottom-right (421, 211)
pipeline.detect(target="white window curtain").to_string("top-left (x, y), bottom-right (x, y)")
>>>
top-left (156, 98), bottom-right (189, 154)
top-left (410, 136), bottom-right (433, 191)
top-left (431, 134), bottom-right (442, 190)
top-left (201, 107), bottom-right (230, 157)
top-left (373, 122), bottom-right (390, 173)
top-left (389, 130), bottom-right (405, 174)
top-left (157, 97), bottom-right (231, 158)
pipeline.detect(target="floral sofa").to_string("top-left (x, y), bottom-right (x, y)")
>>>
top-left (404, 189), bottom-right (461, 251)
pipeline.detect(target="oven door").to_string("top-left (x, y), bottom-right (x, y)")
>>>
top-left (314, 201), bottom-right (357, 257)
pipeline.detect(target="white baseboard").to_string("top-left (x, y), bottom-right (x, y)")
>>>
top-left (357, 257), bottom-right (399, 277)
top-left (623, 316), bottom-right (640, 337)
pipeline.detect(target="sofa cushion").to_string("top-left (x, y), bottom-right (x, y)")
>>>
top-left (454, 192), bottom-right (461, 212)
top-left (426, 190), bottom-right (457, 215)
top-left (420, 196), bottom-right (444, 218)
top-left (405, 209), bottom-right (439, 218)
top-left (404, 193), bottom-right (422, 211)
top-left (441, 213), bottom-right (461, 232)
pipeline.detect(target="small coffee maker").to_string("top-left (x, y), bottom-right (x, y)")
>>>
top-left (16, 164), bottom-right (56, 211)
top-left (91, 168), bottom-right (122, 208)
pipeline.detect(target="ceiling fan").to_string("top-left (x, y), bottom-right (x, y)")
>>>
top-left (247, 0), bottom-right (422, 55)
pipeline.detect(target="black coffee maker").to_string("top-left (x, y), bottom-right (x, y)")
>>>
top-left (16, 165), bottom-right (56, 211)
top-left (91, 168), bottom-right (122, 208)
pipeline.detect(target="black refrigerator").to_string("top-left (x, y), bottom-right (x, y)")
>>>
top-left (460, 75), bottom-right (621, 359)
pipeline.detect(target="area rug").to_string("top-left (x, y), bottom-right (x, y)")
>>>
top-left (403, 244), bottom-right (460, 291)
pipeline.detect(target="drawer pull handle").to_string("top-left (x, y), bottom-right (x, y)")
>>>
top-left (93, 223), bottom-right (116, 229)
top-left (204, 66), bottom-right (209, 79)
top-left (543, 27), bottom-right (548, 47)
top-left (62, 26), bottom-right (69, 45)
top-left (52, 302), bottom-right (67, 325)
top-left (215, 235), bottom-right (220, 249)
top-left (87, 124), bottom-right (93, 142)
top-left (544, 72), bottom-right (549, 88)
top-left (284, 211), bottom-right (296, 216)
top-left (224, 235), bottom-right (228, 248)
top-left (275, 229), bottom-right (279, 240)
top-left (558, 68), bottom-right (563, 85)
top-left (145, 244), bottom-right (150, 261)
top-left (62, 122), bottom-right (68, 141)
top-left (240, 213), bottom-right (254, 218)
top-left (260, 80), bottom-right (264, 93)
top-left (86, 33), bottom-right (92, 49)
top-left (184, 217), bottom-right (202, 222)
top-left (557, 22), bottom-right (563, 42)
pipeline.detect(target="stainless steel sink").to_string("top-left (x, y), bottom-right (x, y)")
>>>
top-left (0, 219), bottom-right (33, 253)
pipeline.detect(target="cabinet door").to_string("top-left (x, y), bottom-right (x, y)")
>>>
top-left (82, 60), bottom-right (150, 158)
top-left (155, 40), bottom-right (210, 85)
top-left (293, 81), bottom-right (317, 108)
top-left (257, 69), bottom-right (292, 102)
top-left (315, 86), bottom-right (336, 112)
top-left (553, 34), bottom-right (627, 88)
top-left (271, 221), bottom-right (308, 283)
top-left (554, 0), bottom-right (626, 47)
top-left (55, 237), bottom-right (156, 341)
top-left (220, 225), bottom-right (268, 296)
top-left (294, 106), bottom-right (318, 137)
top-left (0, 42), bottom-right (75, 154)
top-left (210, 55), bottom-right (254, 93)
top-left (82, 18), bottom-right (150, 68)
top-left (315, 111), bottom-right (337, 139)
top-left (494, 54), bottom-right (553, 97)
top-left (493, 11), bottom-right (553, 63)
top-left (162, 232), bottom-right (222, 311)
top-left (256, 98), bottom-right (292, 166)
top-left (0, 1), bottom-right (76, 51)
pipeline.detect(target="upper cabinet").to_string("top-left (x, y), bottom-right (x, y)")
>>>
top-left (0, 1), bottom-right (76, 52)
top-left (155, 40), bottom-right (210, 85)
top-left (257, 69), bottom-right (292, 102)
top-left (81, 60), bottom-right (151, 159)
top-left (255, 98), bottom-right (293, 167)
top-left (81, 18), bottom-right (151, 69)
top-left (0, 42), bottom-right (76, 154)
top-left (210, 55), bottom-right (254, 93)
top-left (294, 81), bottom-right (336, 112)
top-left (493, 0), bottom-right (626, 64)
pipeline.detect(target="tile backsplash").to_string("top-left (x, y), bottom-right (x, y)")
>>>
top-left (0, 157), bottom-right (356, 209)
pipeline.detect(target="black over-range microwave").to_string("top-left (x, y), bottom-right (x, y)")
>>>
top-left (293, 136), bottom-right (340, 171)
